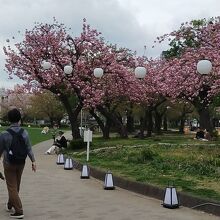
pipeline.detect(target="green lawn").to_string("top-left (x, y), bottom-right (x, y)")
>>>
top-left (0, 126), bottom-right (53, 145)
top-left (86, 131), bottom-right (220, 150)
top-left (66, 132), bottom-right (220, 202)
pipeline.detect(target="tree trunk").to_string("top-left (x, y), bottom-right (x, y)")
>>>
top-left (139, 117), bottom-right (145, 139)
top-left (89, 109), bottom-right (110, 139)
top-left (154, 110), bottom-right (162, 135)
top-left (112, 113), bottom-right (128, 138)
top-left (103, 119), bottom-right (111, 139)
top-left (163, 115), bottom-right (168, 131)
top-left (49, 117), bottom-right (54, 127)
top-left (69, 113), bottom-right (81, 139)
top-left (193, 87), bottom-right (213, 132)
top-left (146, 107), bottom-right (153, 137)
top-left (126, 107), bottom-right (134, 133)
top-left (59, 94), bottom-right (81, 139)
top-left (179, 118), bottom-right (185, 134)
top-left (198, 107), bottom-right (213, 132)
top-left (97, 106), bottom-right (128, 138)
top-left (127, 115), bottom-right (134, 133)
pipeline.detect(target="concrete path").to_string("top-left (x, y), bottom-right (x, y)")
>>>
top-left (0, 134), bottom-right (219, 220)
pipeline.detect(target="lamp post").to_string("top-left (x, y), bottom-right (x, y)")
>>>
top-left (93, 66), bottom-right (147, 79)
top-left (64, 65), bottom-right (73, 77)
top-left (80, 109), bottom-right (83, 137)
top-left (134, 66), bottom-right (147, 79)
top-left (93, 68), bottom-right (104, 78)
top-left (41, 61), bottom-right (52, 70)
top-left (196, 59), bottom-right (212, 75)
top-left (41, 61), bottom-right (73, 77)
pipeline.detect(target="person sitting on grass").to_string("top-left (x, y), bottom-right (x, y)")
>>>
top-left (194, 127), bottom-right (212, 141)
top-left (45, 131), bottom-right (67, 155)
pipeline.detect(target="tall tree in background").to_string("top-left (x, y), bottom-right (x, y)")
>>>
top-left (28, 91), bottom-right (65, 126)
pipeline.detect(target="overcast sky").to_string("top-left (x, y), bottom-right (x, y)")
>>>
top-left (0, 0), bottom-right (219, 89)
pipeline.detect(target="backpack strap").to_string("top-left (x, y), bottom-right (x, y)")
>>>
top-left (7, 128), bottom-right (24, 136)
top-left (18, 128), bottom-right (24, 136)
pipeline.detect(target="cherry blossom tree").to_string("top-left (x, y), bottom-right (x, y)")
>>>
top-left (0, 87), bottom-right (31, 124)
top-left (4, 18), bottom-right (146, 139)
top-left (86, 48), bottom-right (139, 138)
top-left (4, 20), bottom-right (81, 137)
top-left (4, 19), bottom-right (132, 138)
top-left (156, 17), bottom-right (220, 132)
top-left (130, 58), bottom-right (171, 137)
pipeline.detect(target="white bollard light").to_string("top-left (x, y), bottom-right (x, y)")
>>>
top-left (163, 184), bottom-right (179, 209)
top-left (81, 164), bottom-right (90, 179)
top-left (104, 171), bottom-right (115, 190)
top-left (64, 158), bottom-right (73, 170)
top-left (56, 154), bottom-right (65, 165)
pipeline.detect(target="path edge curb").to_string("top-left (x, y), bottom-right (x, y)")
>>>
top-left (73, 161), bottom-right (220, 217)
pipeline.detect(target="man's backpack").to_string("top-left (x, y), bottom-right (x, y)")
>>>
top-left (7, 128), bottom-right (28, 164)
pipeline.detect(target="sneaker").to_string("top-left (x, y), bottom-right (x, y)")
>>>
top-left (5, 203), bottom-right (13, 212)
top-left (10, 213), bottom-right (24, 219)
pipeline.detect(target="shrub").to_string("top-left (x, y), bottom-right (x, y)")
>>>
top-left (0, 122), bottom-right (10, 126)
top-left (137, 148), bottom-right (158, 163)
top-left (69, 139), bottom-right (87, 150)
top-left (211, 129), bottom-right (219, 140)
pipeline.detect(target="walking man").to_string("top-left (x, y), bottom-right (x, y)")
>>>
top-left (0, 108), bottom-right (36, 219)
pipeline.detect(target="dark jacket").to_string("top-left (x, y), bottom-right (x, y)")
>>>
top-left (56, 135), bottom-right (67, 148)
top-left (196, 130), bottom-right (205, 139)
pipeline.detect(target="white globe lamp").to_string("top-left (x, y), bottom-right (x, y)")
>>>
top-left (94, 68), bottom-right (104, 78)
top-left (197, 60), bottom-right (212, 75)
top-left (135, 66), bottom-right (147, 79)
top-left (41, 61), bottom-right (51, 70)
top-left (64, 65), bottom-right (73, 76)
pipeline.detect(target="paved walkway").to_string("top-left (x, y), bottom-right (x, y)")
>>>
top-left (0, 133), bottom-right (219, 220)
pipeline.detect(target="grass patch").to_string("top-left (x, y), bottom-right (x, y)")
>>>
top-left (0, 126), bottom-right (53, 145)
top-left (86, 133), bottom-right (220, 151)
top-left (65, 133), bottom-right (220, 202)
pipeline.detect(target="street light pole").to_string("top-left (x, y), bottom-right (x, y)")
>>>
top-left (80, 109), bottom-right (83, 137)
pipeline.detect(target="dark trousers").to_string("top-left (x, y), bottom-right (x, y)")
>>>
top-left (4, 163), bottom-right (25, 214)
